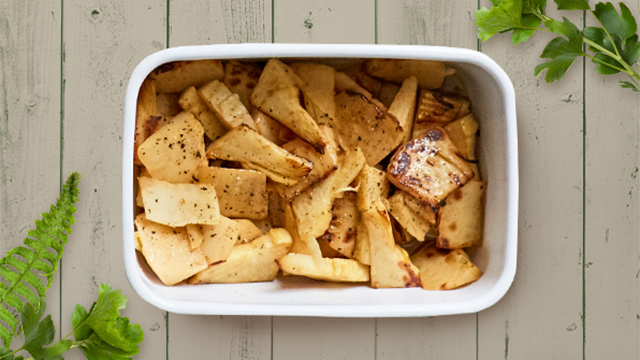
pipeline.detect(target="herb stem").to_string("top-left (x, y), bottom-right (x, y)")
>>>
top-left (584, 54), bottom-right (628, 73)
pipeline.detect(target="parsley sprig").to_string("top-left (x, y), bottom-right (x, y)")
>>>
top-left (475, 0), bottom-right (640, 91)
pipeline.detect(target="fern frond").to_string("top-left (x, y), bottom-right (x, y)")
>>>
top-left (0, 172), bottom-right (81, 348)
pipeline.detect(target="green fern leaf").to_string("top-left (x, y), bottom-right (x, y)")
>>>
top-left (0, 172), bottom-right (81, 347)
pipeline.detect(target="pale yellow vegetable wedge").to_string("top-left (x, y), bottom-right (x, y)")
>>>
top-left (134, 77), bottom-right (157, 165)
top-left (179, 86), bottom-right (228, 141)
top-left (388, 75), bottom-right (418, 145)
top-left (235, 219), bottom-right (264, 245)
top-left (198, 80), bottom-right (257, 129)
top-left (317, 192), bottom-right (359, 259)
top-left (363, 202), bottom-right (421, 288)
top-left (276, 254), bottom-right (370, 282)
top-left (206, 125), bottom-right (313, 186)
top-left (291, 62), bottom-right (336, 125)
top-left (223, 60), bottom-right (262, 110)
top-left (444, 114), bottom-right (479, 161)
top-left (250, 59), bottom-right (327, 150)
top-left (386, 192), bottom-right (432, 241)
top-left (137, 111), bottom-right (206, 184)
top-left (411, 247), bottom-right (482, 290)
top-left (199, 216), bottom-right (239, 264)
top-left (356, 165), bottom-right (390, 212)
top-left (364, 59), bottom-right (446, 89)
top-left (138, 176), bottom-right (220, 227)
top-left (437, 181), bottom-right (485, 249)
top-left (196, 165), bottom-right (268, 220)
top-left (135, 214), bottom-right (208, 286)
top-left (189, 228), bottom-right (293, 284)
top-left (153, 59), bottom-right (224, 93)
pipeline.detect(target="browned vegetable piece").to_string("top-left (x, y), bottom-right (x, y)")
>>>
top-left (356, 165), bottom-right (390, 212)
top-left (364, 59), bottom-right (447, 89)
top-left (153, 59), bottom-right (224, 93)
top-left (206, 125), bottom-right (313, 186)
top-left (135, 214), bottom-right (208, 286)
top-left (156, 92), bottom-right (182, 118)
top-left (195, 166), bottom-right (268, 220)
top-left (134, 77), bottom-right (158, 165)
top-left (413, 90), bottom-right (471, 137)
top-left (198, 80), bottom-right (257, 130)
top-left (317, 192), bottom-right (360, 259)
top-left (444, 114), bottom-right (479, 161)
top-left (387, 127), bottom-right (473, 209)
top-left (388, 75), bottom-right (419, 145)
top-left (386, 192), bottom-right (432, 241)
top-left (437, 181), bottom-right (485, 249)
top-left (396, 191), bottom-right (437, 225)
top-left (137, 111), bottom-right (207, 184)
top-left (334, 90), bottom-right (402, 166)
top-left (250, 59), bottom-right (327, 150)
top-left (411, 247), bottom-right (482, 290)
top-left (223, 60), bottom-right (262, 110)
top-left (251, 109), bottom-right (294, 146)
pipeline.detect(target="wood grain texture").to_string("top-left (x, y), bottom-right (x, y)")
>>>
top-left (477, 5), bottom-right (584, 359)
top-left (375, 1), bottom-right (478, 359)
top-left (584, 1), bottom-right (640, 358)
top-left (169, 0), bottom-right (272, 45)
top-left (167, 2), bottom-right (274, 359)
top-left (273, 0), bottom-right (375, 43)
top-left (59, 1), bottom-right (167, 359)
top-left (0, 0), bottom-right (62, 343)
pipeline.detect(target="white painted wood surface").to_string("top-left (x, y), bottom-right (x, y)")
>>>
top-left (1, 1), bottom-right (639, 359)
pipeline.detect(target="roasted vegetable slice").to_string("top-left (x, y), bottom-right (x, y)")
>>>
top-left (364, 59), bottom-right (447, 89)
top-left (386, 192), bottom-right (433, 241)
top-left (198, 216), bottom-right (239, 264)
top-left (291, 62), bottom-right (336, 125)
top-left (363, 202), bottom-right (421, 288)
top-left (413, 90), bottom-right (471, 137)
top-left (444, 114), bottom-right (479, 161)
top-left (189, 228), bottom-right (293, 284)
top-left (277, 254), bottom-right (370, 282)
top-left (250, 59), bottom-right (327, 150)
top-left (206, 125), bottom-right (313, 186)
top-left (153, 59), bottom-right (224, 93)
top-left (387, 127), bottom-right (473, 209)
top-left (196, 166), bottom-right (268, 220)
top-left (411, 247), bottom-right (482, 290)
top-left (134, 77), bottom-right (158, 165)
top-left (137, 111), bottom-right (206, 184)
top-left (179, 86), bottom-right (228, 141)
top-left (356, 165), bottom-right (390, 212)
top-left (138, 176), bottom-right (220, 227)
top-left (334, 90), bottom-right (402, 166)
top-left (437, 181), bottom-right (485, 249)
top-left (135, 214), bottom-right (208, 286)
top-left (317, 192), bottom-right (360, 259)
top-left (223, 60), bottom-right (262, 110)
top-left (388, 75), bottom-right (418, 145)
top-left (199, 80), bottom-right (257, 129)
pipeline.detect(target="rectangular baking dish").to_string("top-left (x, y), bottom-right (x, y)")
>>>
top-left (122, 43), bottom-right (518, 317)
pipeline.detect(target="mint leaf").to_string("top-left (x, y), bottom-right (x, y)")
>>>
top-left (475, 0), bottom-right (523, 41)
top-left (555, 0), bottom-right (590, 10)
top-left (593, 2), bottom-right (636, 42)
top-left (73, 284), bottom-right (144, 355)
top-left (512, 14), bottom-right (543, 44)
top-left (19, 302), bottom-right (72, 360)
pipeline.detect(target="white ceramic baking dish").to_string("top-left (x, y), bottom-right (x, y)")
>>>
top-left (122, 43), bottom-right (518, 317)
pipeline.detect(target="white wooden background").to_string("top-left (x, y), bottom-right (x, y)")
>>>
top-left (1, 0), bottom-right (639, 358)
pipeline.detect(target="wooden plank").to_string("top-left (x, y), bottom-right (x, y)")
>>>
top-left (0, 0), bottom-right (62, 345)
top-left (584, 1), bottom-right (640, 358)
top-left (273, 0), bottom-right (375, 43)
top-left (166, 2), bottom-right (274, 359)
top-left (477, 4), bottom-right (584, 359)
top-left (375, 1), bottom-right (478, 359)
top-left (268, 2), bottom-right (376, 359)
top-left (59, 1), bottom-right (167, 359)
top-left (169, 0), bottom-right (272, 45)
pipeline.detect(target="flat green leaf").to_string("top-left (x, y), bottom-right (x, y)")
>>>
top-left (77, 332), bottom-right (139, 360)
top-left (475, 0), bottom-right (523, 41)
top-left (79, 284), bottom-right (143, 353)
top-left (523, 0), bottom-right (547, 14)
top-left (594, 52), bottom-right (623, 74)
top-left (621, 34), bottom-right (640, 65)
top-left (593, 2), bottom-right (636, 42)
top-left (512, 14), bottom-right (543, 44)
top-left (620, 81), bottom-right (640, 91)
top-left (0, 346), bottom-right (14, 360)
top-left (535, 35), bottom-right (585, 82)
top-left (555, 0), bottom-right (590, 10)
top-left (19, 302), bottom-right (72, 360)
top-left (71, 304), bottom-right (92, 342)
